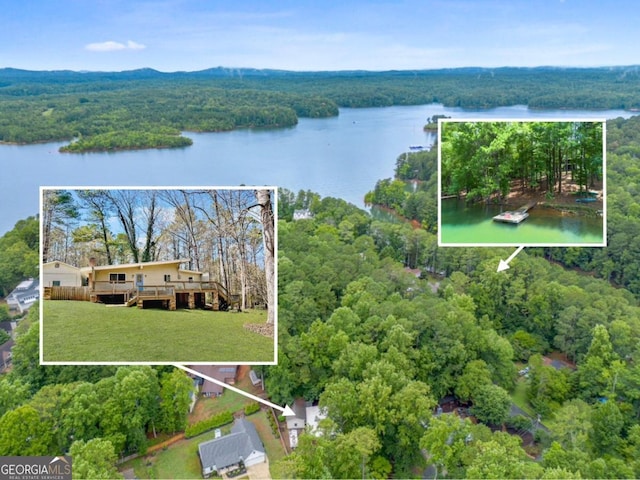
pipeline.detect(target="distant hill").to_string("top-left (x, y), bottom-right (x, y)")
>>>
top-left (2, 64), bottom-right (640, 82)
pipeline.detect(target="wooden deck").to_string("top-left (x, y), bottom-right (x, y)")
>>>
top-left (91, 281), bottom-right (232, 311)
top-left (493, 201), bottom-right (537, 224)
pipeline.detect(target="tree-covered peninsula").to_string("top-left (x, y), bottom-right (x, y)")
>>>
top-left (2, 66), bottom-right (640, 152)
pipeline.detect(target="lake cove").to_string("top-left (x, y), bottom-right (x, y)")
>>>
top-left (440, 198), bottom-right (604, 246)
top-left (0, 104), bottom-right (636, 234)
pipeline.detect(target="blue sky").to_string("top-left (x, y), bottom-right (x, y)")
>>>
top-left (1, 0), bottom-right (638, 72)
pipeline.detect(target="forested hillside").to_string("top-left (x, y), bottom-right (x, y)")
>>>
top-left (267, 116), bottom-right (640, 477)
top-left (2, 116), bottom-right (640, 477)
top-left (2, 66), bottom-right (640, 151)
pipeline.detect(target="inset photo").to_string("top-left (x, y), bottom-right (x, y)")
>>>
top-left (40, 186), bottom-right (276, 364)
top-left (438, 119), bottom-right (606, 247)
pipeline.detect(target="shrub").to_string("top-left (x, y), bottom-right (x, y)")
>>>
top-left (507, 414), bottom-right (532, 431)
top-left (244, 402), bottom-right (260, 416)
top-left (185, 410), bottom-right (234, 438)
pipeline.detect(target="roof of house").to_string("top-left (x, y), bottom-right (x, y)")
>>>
top-left (189, 365), bottom-right (238, 395)
top-left (1, 339), bottom-right (14, 364)
top-left (287, 398), bottom-right (308, 430)
top-left (198, 418), bottom-right (265, 471)
top-left (0, 321), bottom-right (14, 335)
top-left (43, 261), bottom-right (81, 270)
top-left (6, 278), bottom-right (40, 312)
top-left (305, 405), bottom-right (327, 434)
top-left (87, 259), bottom-right (192, 272)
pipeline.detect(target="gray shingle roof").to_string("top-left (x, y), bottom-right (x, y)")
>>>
top-left (198, 418), bottom-right (265, 472)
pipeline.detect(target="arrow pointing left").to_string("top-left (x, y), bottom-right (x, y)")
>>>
top-left (175, 365), bottom-right (296, 416)
top-left (497, 245), bottom-right (525, 272)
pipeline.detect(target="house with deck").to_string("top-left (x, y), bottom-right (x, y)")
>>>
top-left (198, 418), bottom-right (266, 478)
top-left (85, 258), bottom-right (231, 310)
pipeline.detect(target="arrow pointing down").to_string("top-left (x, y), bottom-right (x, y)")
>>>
top-left (497, 245), bottom-right (525, 272)
top-left (176, 365), bottom-right (296, 416)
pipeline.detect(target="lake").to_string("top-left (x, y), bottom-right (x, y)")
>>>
top-left (0, 104), bottom-right (635, 234)
top-left (440, 199), bottom-right (604, 246)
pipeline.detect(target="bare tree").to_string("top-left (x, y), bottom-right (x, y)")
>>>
top-left (77, 190), bottom-right (114, 264)
top-left (105, 190), bottom-right (161, 263)
top-left (42, 189), bottom-right (79, 263)
top-left (158, 190), bottom-right (204, 270)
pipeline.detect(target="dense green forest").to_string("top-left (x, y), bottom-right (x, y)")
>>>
top-left (3, 109), bottom-right (640, 477)
top-left (440, 121), bottom-right (603, 203)
top-left (270, 174), bottom-right (640, 477)
top-left (2, 66), bottom-right (640, 151)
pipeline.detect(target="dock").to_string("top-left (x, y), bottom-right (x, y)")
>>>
top-left (493, 201), bottom-right (536, 224)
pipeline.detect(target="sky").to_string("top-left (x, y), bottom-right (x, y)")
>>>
top-left (1, 0), bottom-right (638, 72)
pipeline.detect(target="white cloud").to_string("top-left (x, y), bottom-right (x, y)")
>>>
top-left (85, 40), bottom-right (146, 52)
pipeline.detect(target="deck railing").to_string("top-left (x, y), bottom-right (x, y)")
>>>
top-left (136, 286), bottom-right (175, 298)
top-left (166, 281), bottom-right (229, 296)
top-left (93, 281), bottom-right (135, 293)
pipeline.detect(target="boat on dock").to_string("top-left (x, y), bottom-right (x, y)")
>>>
top-left (493, 201), bottom-right (536, 224)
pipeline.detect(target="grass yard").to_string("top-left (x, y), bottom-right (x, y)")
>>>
top-left (120, 411), bottom-right (287, 479)
top-left (42, 300), bottom-right (275, 363)
top-left (512, 378), bottom-right (536, 417)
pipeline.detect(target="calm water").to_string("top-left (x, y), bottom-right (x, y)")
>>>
top-left (0, 104), bottom-right (635, 234)
top-left (440, 199), bottom-right (604, 246)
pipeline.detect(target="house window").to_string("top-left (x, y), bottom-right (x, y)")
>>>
top-left (109, 273), bottom-right (126, 283)
top-left (188, 277), bottom-right (193, 283)
top-left (164, 274), bottom-right (171, 282)
top-left (52, 281), bottom-right (61, 287)
top-left (54, 262), bottom-right (60, 268)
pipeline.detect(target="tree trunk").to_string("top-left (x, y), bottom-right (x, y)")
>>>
top-left (256, 190), bottom-right (275, 325)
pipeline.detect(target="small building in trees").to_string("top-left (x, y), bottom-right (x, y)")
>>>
top-left (188, 365), bottom-right (238, 397)
top-left (293, 209), bottom-right (313, 220)
top-left (6, 278), bottom-right (39, 314)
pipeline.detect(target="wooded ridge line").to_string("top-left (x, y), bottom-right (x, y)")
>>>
top-left (2, 65), bottom-right (639, 152)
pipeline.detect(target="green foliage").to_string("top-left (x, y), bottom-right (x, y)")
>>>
top-left (0, 216), bottom-right (39, 296)
top-left (471, 384), bottom-right (512, 426)
top-left (69, 438), bottom-right (121, 479)
top-left (158, 369), bottom-right (194, 434)
top-left (0, 405), bottom-right (53, 455)
top-left (60, 130), bottom-right (192, 152)
top-left (184, 410), bottom-right (234, 438)
top-left (527, 354), bottom-right (572, 416)
top-left (590, 400), bottom-right (624, 456)
top-left (244, 401), bottom-right (261, 416)
top-left (441, 121), bottom-right (603, 201)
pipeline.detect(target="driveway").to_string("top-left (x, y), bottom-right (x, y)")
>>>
top-left (247, 460), bottom-right (272, 480)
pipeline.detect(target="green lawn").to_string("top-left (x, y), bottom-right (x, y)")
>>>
top-left (42, 300), bottom-right (275, 363)
top-left (512, 378), bottom-right (536, 417)
top-left (120, 411), bottom-right (286, 479)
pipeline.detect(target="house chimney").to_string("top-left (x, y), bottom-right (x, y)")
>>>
top-left (89, 257), bottom-right (97, 267)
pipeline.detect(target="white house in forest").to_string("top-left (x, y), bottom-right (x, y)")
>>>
top-left (6, 278), bottom-right (40, 314)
